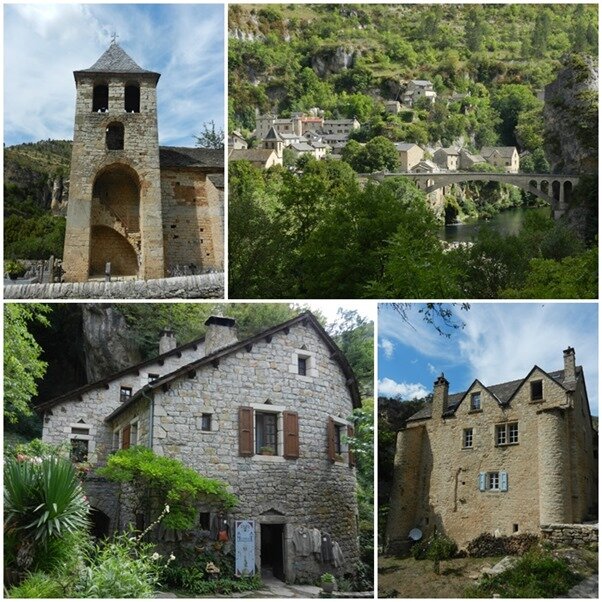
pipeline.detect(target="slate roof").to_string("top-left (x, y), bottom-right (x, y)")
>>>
top-left (36, 333), bottom-right (207, 412)
top-left (407, 367), bottom-right (581, 422)
top-left (228, 148), bottom-right (277, 164)
top-left (105, 312), bottom-right (361, 423)
top-left (291, 142), bottom-right (314, 152)
top-left (159, 146), bottom-right (224, 169)
top-left (395, 142), bottom-right (420, 152)
top-left (207, 174), bottom-right (224, 189)
top-left (76, 42), bottom-right (160, 78)
top-left (411, 79), bottom-right (433, 87)
top-left (264, 126), bottom-right (283, 141)
top-left (481, 146), bottom-right (518, 158)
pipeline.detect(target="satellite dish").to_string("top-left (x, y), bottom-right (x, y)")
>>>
top-left (409, 528), bottom-right (423, 542)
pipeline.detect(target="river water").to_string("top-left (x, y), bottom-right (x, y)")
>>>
top-left (440, 206), bottom-right (550, 244)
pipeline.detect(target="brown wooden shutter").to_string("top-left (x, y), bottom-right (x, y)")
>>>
top-left (122, 425), bottom-right (131, 450)
top-left (347, 425), bottom-right (356, 467)
top-left (238, 406), bottom-right (254, 457)
top-left (283, 411), bottom-right (299, 459)
top-left (327, 417), bottom-right (336, 462)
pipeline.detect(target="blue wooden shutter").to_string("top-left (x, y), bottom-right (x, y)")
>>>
top-left (478, 472), bottom-right (486, 491)
top-left (500, 471), bottom-right (508, 491)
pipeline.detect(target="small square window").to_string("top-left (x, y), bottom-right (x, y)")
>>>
top-left (298, 357), bottom-right (307, 376)
top-left (199, 512), bottom-right (211, 530)
top-left (531, 380), bottom-right (543, 401)
top-left (470, 392), bottom-right (481, 411)
top-left (201, 413), bottom-right (212, 432)
top-left (463, 428), bottom-right (473, 448)
top-left (70, 439), bottom-right (89, 463)
top-left (148, 374), bottom-right (159, 383)
top-left (120, 386), bottom-right (132, 403)
top-left (513, 523), bottom-right (519, 533)
top-left (488, 472), bottom-right (500, 490)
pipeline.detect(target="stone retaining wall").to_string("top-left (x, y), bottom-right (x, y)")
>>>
top-left (4, 273), bottom-right (224, 299)
top-left (540, 523), bottom-right (598, 547)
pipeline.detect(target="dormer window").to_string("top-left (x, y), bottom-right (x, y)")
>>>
top-left (531, 380), bottom-right (543, 401)
top-left (92, 84), bottom-right (108, 112)
top-left (470, 392), bottom-right (481, 411)
top-left (124, 84), bottom-right (140, 113)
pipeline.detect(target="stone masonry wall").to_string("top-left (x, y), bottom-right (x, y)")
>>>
top-left (4, 273), bottom-right (224, 299)
top-left (42, 342), bottom-right (205, 465)
top-left (109, 321), bottom-right (360, 583)
top-left (541, 524), bottom-right (598, 547)
top-left (161, 168), bottom-right (224, 273)
top-left (63, 75), bottom-right (164, 281)
top-left (389, 365), bottom-right (596, 550)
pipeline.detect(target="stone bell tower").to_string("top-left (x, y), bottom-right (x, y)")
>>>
top-left (63, 41), bottom-right (165, 281)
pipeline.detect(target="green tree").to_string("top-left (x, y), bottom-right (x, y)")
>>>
top-left (492, 84), bottom-right (541, 146)
top-left (194, 120), bottom-right (224, 149)
top-left (4, 304), bottom-right (50, 424)
top-left (465, 6), bottom-right (486, 52)
top-left (530, 9), bottom-right (551, 55)
top-left (349, 136), bottom-right (400, 173)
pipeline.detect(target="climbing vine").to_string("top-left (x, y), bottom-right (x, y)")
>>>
top-left (98, 447), bottom-right (237, 530)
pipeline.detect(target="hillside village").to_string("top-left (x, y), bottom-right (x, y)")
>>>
top-left (229, 79), bottom-right (520, 174)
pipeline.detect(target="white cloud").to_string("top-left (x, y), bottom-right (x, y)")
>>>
top-left (378, 378), bottom-right (429, 400)
top-left (4, 4), bottom-right (224, 146)
top-left (380, 338), bottom-right (394, 359)
top-left (427, 362), bottom-right (438, 375)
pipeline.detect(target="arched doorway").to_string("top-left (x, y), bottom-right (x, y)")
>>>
top-left (89, 507), bottom-right (111, 539)
top-left (92, 164), bottom-right (140, 234)
top-left (89, 226), bottom-right (138, 276)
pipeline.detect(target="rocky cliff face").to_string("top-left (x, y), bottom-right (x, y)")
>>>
top-left (311, 46), bottom-right (357, 77)
top-left (82, 304), bottom-right (142, 382)
top-left (544, 54), bottom-right (598, 174)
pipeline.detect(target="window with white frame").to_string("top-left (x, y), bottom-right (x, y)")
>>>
top-left (120, 386), bottom-right (132, 403)
top-left (479, 470), bottom-right (508, 492)
top-left (69, 424), bottom-right (92, 462)
top-left (290, 349), bottom-right (316, 378)
top-left (496, 422), bottom-right (519, 446)
top-left (463, 428), bottom-right (473, 448)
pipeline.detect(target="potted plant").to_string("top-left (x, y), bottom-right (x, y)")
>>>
top-left (320, 573), bottom-right (336, 594)
top-left (259, 446), bottom-right (274, 456)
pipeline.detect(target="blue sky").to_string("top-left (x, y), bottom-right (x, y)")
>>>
top-left (4, 4), bottom-right (224, 147)
top-left (378, 303), bottom-right (599, 415)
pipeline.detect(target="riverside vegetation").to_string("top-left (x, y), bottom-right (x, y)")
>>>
top-left (228, 4), bottom-right (598, 299)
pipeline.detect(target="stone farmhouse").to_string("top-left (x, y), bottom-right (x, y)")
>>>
top-left (387, 347), bottom-right (597, 552)
top-left (481, 146), bottom-right (520, 173)
top-left (394, 143), bottom-right (424, 171)
top-left (228, 148), bottom-right (282, 170)
top-left (402, 80), bottom-right (437, 107)
top-left (62, 42), bottom-right (224, 282)
top-left (38, 312), bottom-right (361, 583)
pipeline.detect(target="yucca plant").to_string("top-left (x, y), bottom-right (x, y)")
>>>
top-left (4, 456), bottom-right (89, 570)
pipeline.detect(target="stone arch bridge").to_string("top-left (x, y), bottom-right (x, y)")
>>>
top-left (364, 172), bottom-right (581, 218)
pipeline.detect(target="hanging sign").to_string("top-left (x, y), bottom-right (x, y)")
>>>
top-left (235, 520), bottom-right (256, 577)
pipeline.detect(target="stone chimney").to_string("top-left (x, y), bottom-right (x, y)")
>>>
top-left (432, 374), bottom-right (449, 418)
top-left (204, 316), bottom-right (238, 355)
top-left (159, 328), bottom-right (177, 355)
top-left (563, 346), bottom-right (576, 385)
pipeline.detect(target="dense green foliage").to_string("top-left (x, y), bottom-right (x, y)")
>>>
top-left (4, 140), bottom-right (71, 260)
top-left (465, 548), bottom-right (581, 598)
top-left (97, 447), bottom-right (237, 530)
top-left (229, 4), bottom-right (597, 154)
top-left (229, 160), bottom-right (597, 299)
top-left (164, 565), bottom-right (262, 596)
top-left (4, 304), bottom-right (49, 424)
